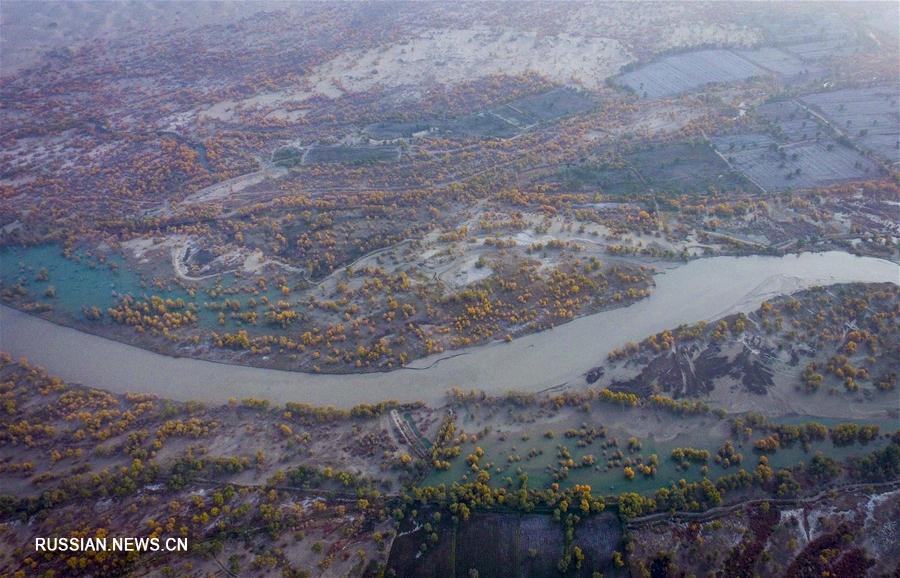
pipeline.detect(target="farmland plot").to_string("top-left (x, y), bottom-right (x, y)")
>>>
top-left (386, 512), bottom-right (614, 578)
top-left (364, 112), bottom-right (518, 140)
top-left (614, 49), bottom-right (765, 99)
top-left (560, 162), bottom-right (641, 194)
top-left (782, 37), bottom-right (859, 61)
top-left (498, 87), bottom-right (596, 126)
top-left (272, 146), bottom-right (303, 167)
top-left (364, 121), bottom-right (432, 140)
top-left (442, 87), bottom-right (597, 136)
top-left (442, 110), bottom-right (520, 138)
top-left (561, 142), bottom-right (752, 195)
top-left (365, 87), bottom-right (595, 141)
top-left (735, 47), bottom-right (809, 77)
top-left (304, 144), bottom-right (400, 164)
top-left (712, 133), bottom-right (879, 191)
top-left (800, 86), bottom-right (900, 164)
top-left (625, 142), bottom-right (752, 193)
top-left (756, 100), bottom-right (824, 143)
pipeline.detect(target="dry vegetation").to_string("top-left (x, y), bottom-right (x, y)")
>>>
top-left (2, 2), bottom-right (898, 373)
top-left (1, 1), bottom-right (899, 576)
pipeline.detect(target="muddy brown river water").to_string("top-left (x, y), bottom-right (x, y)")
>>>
top-left (2, 251), bottom-right (897, 407)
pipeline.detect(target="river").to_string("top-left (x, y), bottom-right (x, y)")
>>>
top-left (1, 251), bottom-right (897, 407)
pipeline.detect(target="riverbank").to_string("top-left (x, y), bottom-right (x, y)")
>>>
top-left (2, 251), bottom-right (897, 408)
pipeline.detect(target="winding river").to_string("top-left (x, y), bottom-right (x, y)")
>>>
top-left (2, 251), bottom-right (897, 407)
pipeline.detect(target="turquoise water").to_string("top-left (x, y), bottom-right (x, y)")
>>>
top-left (0, 244), bottom-right (296, 333)
top-left (1, 244), bottom-right (150, 312)
top-left (422, 416), bottom-right (896, 495)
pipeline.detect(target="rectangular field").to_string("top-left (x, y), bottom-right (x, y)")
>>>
top-left (627, 142), bottom-right (752, 193)
top-left (560, 163), bottom-right (642, 195)
top-left (304, 144), bottom-right (400, 164)
top-left (711, 133), bottom-right (880, 191)
top-left (735, 47), bottom-right (808, 77)
top-left (365, 88), bottom-right (595, 141)
top-left (562, 142), bottom-right (752, 195)
top-left (783, 38), bottom-right (858, 61)
top-left (498, 87), bottom-right (596, 126)
top-left (800, 86), bottom-right (900, 163)
top-left (443, 111), bottom-right (520, 138)
top-left (614, 49), bottom-right (766, 99)
top-left (756, 100), bottom-right (822, 143)
top-left (385, 510), bottom-right (624, 578)
top-left (364, 121), bottom-right (432, 140)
